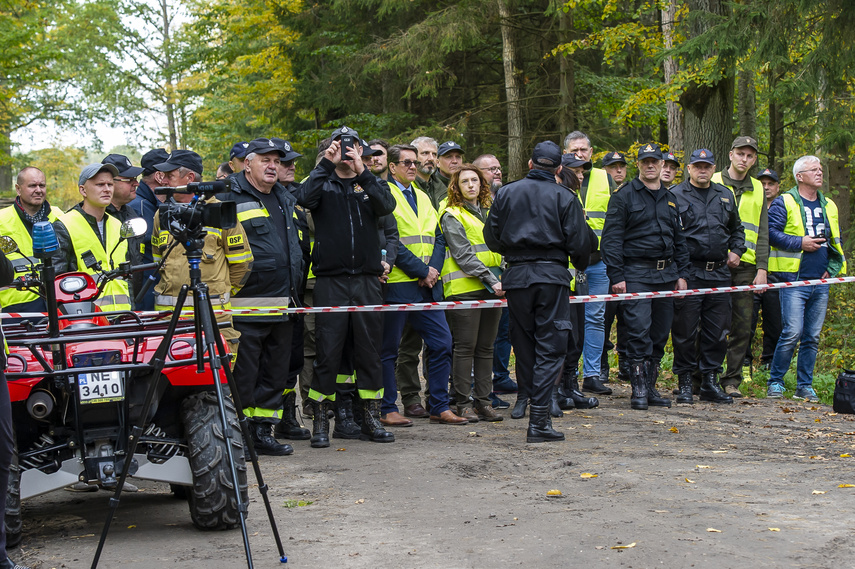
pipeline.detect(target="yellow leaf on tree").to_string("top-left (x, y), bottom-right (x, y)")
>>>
top-left (611, 542), bottom-right (636, 549)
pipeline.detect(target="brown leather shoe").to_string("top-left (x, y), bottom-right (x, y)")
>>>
top-left (457, 405), bottom-right (480, 423)
top-left (429, 410), bottom-right (469, 425)
top-left (404, 403), bottom-right (430, 418)
top-left (475, 403), bottom-right (503, 422)
top-left (380, 411), bottom-right (413, 427)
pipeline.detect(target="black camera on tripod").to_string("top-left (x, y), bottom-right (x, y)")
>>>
top-left (154, 181), bottom-right (237, 243)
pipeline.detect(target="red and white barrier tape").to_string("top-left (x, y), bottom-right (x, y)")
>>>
top-left (1, 276), bottom-right (852, 320)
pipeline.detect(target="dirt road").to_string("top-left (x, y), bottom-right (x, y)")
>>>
top-left (12, 382), bottom-right (855, 568)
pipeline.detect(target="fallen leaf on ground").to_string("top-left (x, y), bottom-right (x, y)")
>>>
top-left (841, 454), bottom-right (851, 458)
top-left (815, 418), bottom-right (822, 423)
top-left (712, 450), bottom-right (727, 454)
top-left (336, 448), bottom-right (346, 451)
top-left (355, 498), bottom-right (365, 504)
top-left (595, 546), bottom-right (605, 550)
top-left (653, 510), bottom-right (669, 513)
top-left (580, 473), bottom-right (598, 479)
top-left (707, 528), bottom-right (721, 533)
top-left (685, 478), bottom-right (695, 483)
top-left (839, 484), bottom-right (855, 488)
top-left (768, 528), bottom-right (780, 531)
top-left (611, 542), bottom-right (636, 549)
top-left (652, 420), bottom-right (664, 424)
top-left (696, 465), bottom-right (710, 469)
top-left (547, 489), bottom-right (562, 496)
top-left (127, 525), bottom-right (136, 529)
top-left (812, 490), bottom-right (827, 494)
top-left (670, 427), bottom-right (679, 433)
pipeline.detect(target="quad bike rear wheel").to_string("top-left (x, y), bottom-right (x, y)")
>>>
top-left (181, 391), bottom-right (248, 530)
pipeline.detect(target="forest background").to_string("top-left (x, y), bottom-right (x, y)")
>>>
top-left (1, 0), bottom-right (854, 400)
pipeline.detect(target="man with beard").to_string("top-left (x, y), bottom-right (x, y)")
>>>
top-left (368, 138), bottom-right (390, 179)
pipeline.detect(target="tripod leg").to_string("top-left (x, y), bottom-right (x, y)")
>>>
top-left (91, 285), bottom-right (191, 569)
top-left (203, 296), bottom-right (288, 564)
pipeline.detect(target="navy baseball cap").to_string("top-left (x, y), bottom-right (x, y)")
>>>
top-left (531, 141), bottom-right (562, 169)
top-left (602, 151), bottom-right (627, 166)
top-left (102, 154), bottom-right (144, 178)
top-left (561, 153), bottom-right (592, 171)
top-left (271, 138), bottom-right (303, 162)
top-left (230, 142), bottom-right (250, 160)
top-left (140, 148), bottom-right (169, 176)
top-left (245, 137), bottom-right (287, 157)
top-left (438, 141), bottom-right (465, 156)
top-left (154, 149), bottom-right (204, 174)
top-left (757, 167), bottom-right (779, 182)
top-left (637, 143), bottom-right (662, 160)
top-left (688, 148), bottom-right (715, 165)
top-left (663, 152), bottom-right (680, 166)
top-left (331, 125), bottom-right (358, 140)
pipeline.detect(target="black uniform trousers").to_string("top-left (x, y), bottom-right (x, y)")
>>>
top-left (233, 318), bottom-right (294, 423)
top-left (311, 275), bottom-right (384, 399)
top-left (0, 369), bottom-right (12, 557)
top-left (506, 283), bottom-right (572, 408)
top-left (623, 280), bottom-right (675, 362)
top-left (602, 295), bottom-right (627, 358)
top-left (672, 277), bottom-right (731, 374)
top-left (749, 274), bottom-right (782, 367)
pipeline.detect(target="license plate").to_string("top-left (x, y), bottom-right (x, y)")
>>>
top-left (77, 371), bottom-right (125, 404)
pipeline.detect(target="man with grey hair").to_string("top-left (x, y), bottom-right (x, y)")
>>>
top-left (766, 155), bottom-right (846, 402)
top-left (412, 136), bottom-right (438, 186)
top-left (474, 154), bottom-right (503, 196)
top-left (562, 131), bottom-right (616, 395)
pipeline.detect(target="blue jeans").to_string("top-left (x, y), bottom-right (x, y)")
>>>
top-left (582, 260), bottom-right (608, 378)
top-left (492, 307), bottom-right (511, 381)
top-left (769, 284), bottom-right (829, 389)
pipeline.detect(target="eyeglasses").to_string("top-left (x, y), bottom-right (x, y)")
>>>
top-left (480, 166), bottom-right (502, 173)
top-left (395, 160), bottom-right (421, 168)
top-left (113, 177), bottom-right (138, 183)
top-left (798, 167), bottom-right (823, 175)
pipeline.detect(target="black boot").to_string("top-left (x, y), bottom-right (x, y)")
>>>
top-left (274, 391), bottom-right (311, 440)
top-left (675, 372), bottom-right (694, 404)
top-left (511, 396), bottom-right (528, 419)
top-left (699, 371), bottom-right (733, 404)
top-left (582, 375), bottom-right (612, 395)
top-left (617, 354), bottom-right (630, 382)
top-left (599, 356), bottom-right (610, 383)
top-left (333, 398), bottom-right (362, 439)
top-left (645, 359), bottom-right (671, 408)
top-left (557, 371), bottom-right (576, 411)
top-left (565, 371), bottom-right (599, 409)
top-left (0, 558), bottom-right (31, 569)
top-left (629, 359), bottom-right (648, 410)
top-left (251, 421), bottom-right (294, 456)
top-left (310, 400), bottom-right (332, 448)
top-left (527, 404), bottom-right (565, 443)
top-left (549, 383), bottom-right (564, 417)
top-left (360, 399), bottom-right (395, 442)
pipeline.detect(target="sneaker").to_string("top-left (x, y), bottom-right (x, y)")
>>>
top-left (492, 376), bottom-right (518, 394)
top-left (766, 383), bottom-right (785, 398)
top-left (793, 387), bottom-right (820, 403)
top-left (489, 392), bottom-right (510, 409)
top-left (723, 384), bottom-right (744, 398)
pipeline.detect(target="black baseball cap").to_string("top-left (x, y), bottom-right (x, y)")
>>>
top-left (561, 153), bottom-right (592, 171)
top-left (602, 151), bottom-right (627, 166)
top-left (154, 149), bottom-right (204, 174)
top-left (230, 142), bottom-right (250, 160)
top-left (531, 141), bottom-right (562, 169)
top-left (637, 143), bottom-right (663, 160)
top-left (688, 148), bottom-right (715, 165)
top-left (438, 141), bottom-right (465, 156)
top-left (271, 138), bottom-right (303, 162)
top-left (360, 139), bottom-right (382, 157)
top-left (140, 148), bottom-right (169, 176)
top-left (245, 138), bottom-right (287, 158)
top-left (102, 154), bottom-right (144, 178)
top-left (757, 167), bottom-right (779, 182)
top-left (331, 125), bottom-right (358, 140)
top-left (663, 152), bottom-right (680, 166)
top-left (731, 136), bottom-right (759, 152)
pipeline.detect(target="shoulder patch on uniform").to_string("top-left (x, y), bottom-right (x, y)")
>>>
top-left (721, 197), bottom-right (730, 203)
top-left (668, 201), bottom-right (676, 208)
top-left (227, 234), bottom-right (244, 247)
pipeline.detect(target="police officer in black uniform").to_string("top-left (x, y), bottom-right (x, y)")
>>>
top-left (484, 141), bottom-right (592, 443)
top-left (601, 143), bottom-right (690, 411)
top-left (670, 149), bottom-right (744, 405)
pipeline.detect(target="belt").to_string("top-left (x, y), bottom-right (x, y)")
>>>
top-left (630, 258), bottom-right (673, 270)
top-left (691, 259), bottom-right (727, 271)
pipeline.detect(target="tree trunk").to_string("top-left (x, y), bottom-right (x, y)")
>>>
top-left (737, 69), bottom-right (757, 140)
top-left (160, 0), bottom-right (178, 150)
top-left (557, 2), bottom-right (575, 136)
top-left (498, 0), bottom-right (524, 181)
top-left (661, 0), bottom-right (683, 153)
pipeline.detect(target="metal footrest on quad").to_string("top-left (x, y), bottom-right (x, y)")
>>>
top-left (21, 459), bottom-right (81, 500)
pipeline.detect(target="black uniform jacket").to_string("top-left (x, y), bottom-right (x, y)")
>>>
top-left (483, 169), bottom-right (592, 290)
top-left (670, 180), bottom-right (746, 281)
top-left (601, 177), bottom-right (690, 285)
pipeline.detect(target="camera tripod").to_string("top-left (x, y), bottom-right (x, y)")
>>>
top-left (91, 236), bottom-right (287, 568)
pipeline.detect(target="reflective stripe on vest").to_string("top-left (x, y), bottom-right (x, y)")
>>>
top-left (388, 182), bottom-right (438, 284)
top-left (0, 205), bottom-right (61, 309)
top-left (769, 191), bottom-right (847, 274)
top-left (440, 206), bottom-right (503, 297)
top-left (236, 202), bottom-right (269, 222)
top-left (711, 173), bottom-right (764, 265)
top-left (58, 209), bottom-right (130, 311)
top-left (584, 168), bottom-right (610, 243)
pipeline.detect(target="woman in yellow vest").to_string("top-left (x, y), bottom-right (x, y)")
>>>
top-left (440, 165), bottom-right (505, 422)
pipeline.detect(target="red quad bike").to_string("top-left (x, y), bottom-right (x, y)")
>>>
top-left (0, 219), bottom-right (249, 550)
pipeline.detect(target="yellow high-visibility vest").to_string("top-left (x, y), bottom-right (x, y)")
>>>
top-left (712, 172), bottom-right (764, 265)
top-left (440, 205), bottom-right (502, 297)
top-left (387, 182), bottom-right (438, 284)
top-left (0, 205), bottom-right (62, 310)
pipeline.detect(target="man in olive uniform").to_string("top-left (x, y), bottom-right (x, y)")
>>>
top-left (712, 136), bottom-right (768, 397)
top-left (601, 143), bottom-right (690, 411)
top-left (670, 149), bottom-right (745, 405)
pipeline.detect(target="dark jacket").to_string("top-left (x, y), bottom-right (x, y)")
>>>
top-left (483, 169), bottom-right (592, 290)
top-left (671, 180), bottom-right (746, 281)
top-left (218, 171), bottom-right (303, 321)
top-left (421, 170), bottom-right (450, 211)
top-left (106, 203), bottom-right (147, 301)
top-left (601, 177), bottom-right (690, 284)
top-left (297, 158), bottom-right (396, 277)
top-left (128, 181), bottom-right (160, 310)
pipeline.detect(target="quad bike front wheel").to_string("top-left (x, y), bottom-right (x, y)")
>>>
top-left (181, 391), bottom-right (248, 530)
